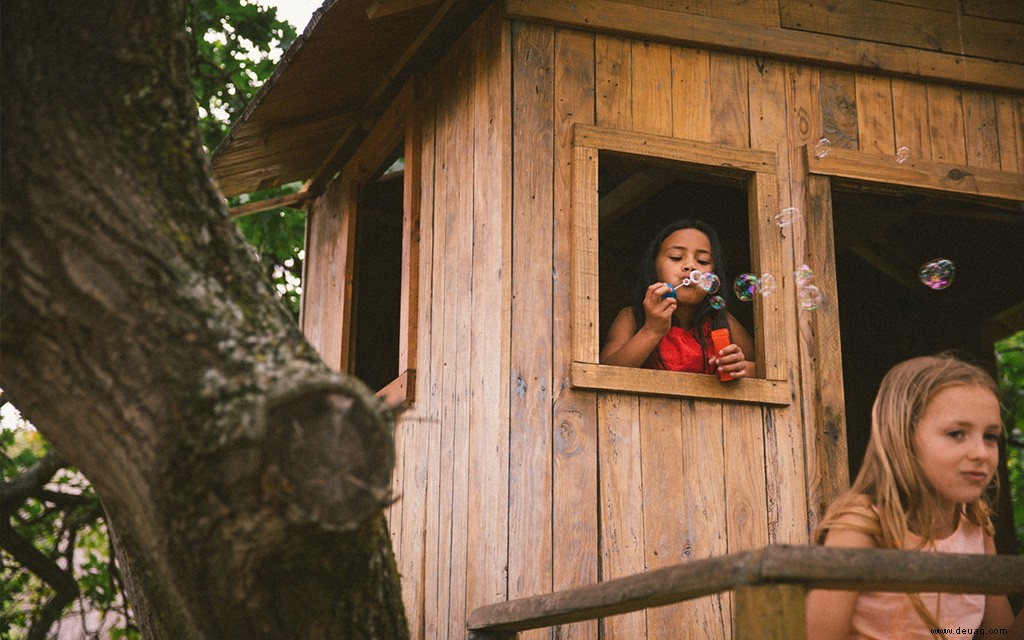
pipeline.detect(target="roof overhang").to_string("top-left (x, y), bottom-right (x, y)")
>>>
top-left (210, 0), bottom-right (489, 199)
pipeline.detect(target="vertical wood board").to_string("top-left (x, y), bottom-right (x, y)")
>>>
top-left (818, 69), bottom-right (859, 150)
top-left (593, 31), bottom-right (643, 640)
top-left (709, 51), bottom-right (750, 147)
top-left (961, 90), bottom-right (1001, 170)
top-left (596, 393), bottom-right (648, 639)
top-left (396, 75), bottom-right (438, 640)
top-left (926, 84), bottom-right (967, 165)
top-left (854, 74), bottom-right (895, 157)
top-left (747, 55), bottom-right (809, 546)
top-left (672, 47), bottom-right (712, 142)
top-left (785, 62), bottom-right (830, 531)
top-left (302, 179), bottom-right (347, 369)
top-left (466, 4), bottom-right (511, 620)
top-left (509, 23), bottom-right (555, 640)
top-left (891, 78), bottom-right (932, 162)
top-left (552, 25), bottom-right (600, 640)
top-left (995, 94), bottom-right (1024, 173)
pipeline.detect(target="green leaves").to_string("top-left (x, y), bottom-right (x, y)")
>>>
top-left (995, 330), bottom-right (1024, 548)
top-left (187, 0), bottom-right (306, 324)
top-left (187, 0), bottom-right (297, 152)
top-left (235, 190), bottom-right (307, 319)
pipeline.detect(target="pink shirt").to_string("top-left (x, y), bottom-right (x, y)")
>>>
top-left (849, 515), bottom-right (986, 639)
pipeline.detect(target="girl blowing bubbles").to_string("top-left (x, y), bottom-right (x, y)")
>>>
top-left (806, 354), bottom-right (1021, 640)
top-left (600, 219), bottom-right (755, 379)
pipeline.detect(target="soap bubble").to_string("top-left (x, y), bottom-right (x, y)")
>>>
top-left (774, 207), bottom-right (801, 228)
top-left (689, 270), bottom-right (705, 285)
top-left (758, 273), bottom-right (777, 297)
top-left (814, 137), bottom-right (832, 159)
top-left (709, 295), bottom-right (726, 310)
top-left (895, 146), bottom-right (910, 164)
top-left (799, 284), bottom-right (823, 310)
top-left (794, 264), bottom-right (814, 286)
top-left (918, 258), bottom-right (955, 290)
top-left (699, 273), bottom-right (721, 295)
top-left (734, 273), bottom-right (759, 301)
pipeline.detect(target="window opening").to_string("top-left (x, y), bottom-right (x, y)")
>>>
top-left (598, 150), bottom-right (755, 349)
top-left (350, 144), bottom-right (405, 392)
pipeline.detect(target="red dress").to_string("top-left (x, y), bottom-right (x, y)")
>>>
top-left (644, 323), bottom-right (714, 373)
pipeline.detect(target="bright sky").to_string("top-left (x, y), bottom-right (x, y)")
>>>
top-left (266, 0), bottom-right (325, 31)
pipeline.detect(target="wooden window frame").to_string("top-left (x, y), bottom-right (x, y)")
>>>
top-left (570, 124), bottom-right (791, 405)
top-left (339, 82), bottom-right (421, 409)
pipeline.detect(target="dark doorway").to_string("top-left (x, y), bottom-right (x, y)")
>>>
top-left (831, 184), bottom-right (1023, 551)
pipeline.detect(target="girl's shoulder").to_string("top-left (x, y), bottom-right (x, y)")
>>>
top-left (607, 306), bottom-right (638, 333)
top-left (814, 492), bottom-right (882, 547)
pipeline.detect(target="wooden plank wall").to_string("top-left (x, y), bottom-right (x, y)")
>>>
top-left (381, 6), bottom-right (513, 640)
top-left (301, 5), bottom-right (1024, 640)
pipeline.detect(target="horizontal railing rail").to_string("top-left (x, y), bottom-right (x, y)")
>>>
top-left (467, 544), bottom-right (1024, 639)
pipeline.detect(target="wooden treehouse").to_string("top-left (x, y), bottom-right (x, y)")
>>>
top-left (211, 1), bottom-right (1024, 637)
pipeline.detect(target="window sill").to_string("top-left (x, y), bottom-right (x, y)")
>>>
top-left (376, 369), bottom-right (416, 413)
top-left (570, 362), bottom-right (791, 405)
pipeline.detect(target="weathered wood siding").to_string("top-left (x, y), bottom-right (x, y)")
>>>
top-left (299, 2), bottom-right (1024, 639)
top-left (394, 7), bottom-right (512, 640)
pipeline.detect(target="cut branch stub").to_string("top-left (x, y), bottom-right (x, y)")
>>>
top-left (262, 385), bottom-right (394, 531)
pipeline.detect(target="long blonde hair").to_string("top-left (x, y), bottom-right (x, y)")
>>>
top-left (814, 354), bottom-right (1000, 638)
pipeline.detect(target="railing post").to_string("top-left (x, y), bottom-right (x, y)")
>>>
top-left (733, 583), bottom-right (806, 640)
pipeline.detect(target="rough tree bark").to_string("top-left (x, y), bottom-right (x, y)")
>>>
top-left (0, 2), bottom-right (409, 638)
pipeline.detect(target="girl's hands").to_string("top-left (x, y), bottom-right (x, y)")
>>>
top-left (642, 282), bottom-right (677, 337)
top-left (710, 343), bottom-right (748, 379)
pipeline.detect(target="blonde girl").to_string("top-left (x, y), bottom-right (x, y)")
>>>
top-left (806, 354), bottom-right (1020, 639)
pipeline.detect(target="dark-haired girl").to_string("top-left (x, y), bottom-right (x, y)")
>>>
top-left (600, 219), bottom-right (755, 379)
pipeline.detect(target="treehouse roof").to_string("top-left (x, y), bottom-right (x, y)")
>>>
top-left (211, 1), bottom-right (1024, 200)
top-left (210, 0), bottom-right (485, 198)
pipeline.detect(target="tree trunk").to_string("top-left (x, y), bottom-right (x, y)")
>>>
top-left (0, 2), bottom-right (409, 638)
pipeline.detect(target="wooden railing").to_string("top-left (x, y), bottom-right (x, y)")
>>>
top-left (467, 545), bottom-right (1024, 640)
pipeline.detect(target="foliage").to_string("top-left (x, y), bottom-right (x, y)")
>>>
top-left (995, 330), bottom-right (1024, 548)
top-left (2, 2), bottom-right (309, 637)
top-left (233, 184), bottom-right (307, 320)
top-left (188, 0), bottom-right (305, 321)
top-left (1, 424), bottom-right (137, 639)
top-left (186, 0), bottom-right (296, 153)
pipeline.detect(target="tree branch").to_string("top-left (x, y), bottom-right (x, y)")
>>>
top-left (0, 449), bottom-right (66, 507)
top-left (0, 518), bottom-right (80, 640)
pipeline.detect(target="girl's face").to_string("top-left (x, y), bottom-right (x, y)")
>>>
top-left (912, 384), bottom-right (1001, 516)
top-left (654, 228), bottom-right (712, 303)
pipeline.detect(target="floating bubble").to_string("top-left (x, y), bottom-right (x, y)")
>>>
top-left (895, 146), bottom-right (910, 164)
top-left (774, 207), bottom-right (802, 228)
top-left (689, 270), bottom-right (705, 284)
top-left (918, 258), bottom-right (955, 290)
top-left (734, 273), bottom-right (759, 301)
top-left (699, 272), bottom-right (721, 295)
top-left (799, 284), bottom-right (823, 310)
top-left (814, 137), bottom-right (832, 159)
top-left (758, 273), bottom-right (777, 297)
top-left (709, 295), bottom-right (726, 310)
top-left (794, 263), bottom-right (814, 286)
